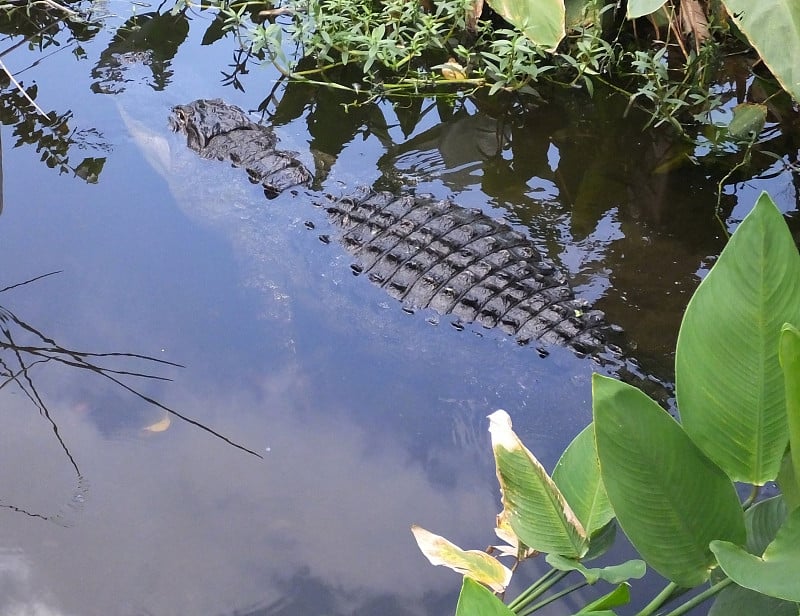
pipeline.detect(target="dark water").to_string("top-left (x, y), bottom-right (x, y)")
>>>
top-left (0, 6), bottom-right (798, 616)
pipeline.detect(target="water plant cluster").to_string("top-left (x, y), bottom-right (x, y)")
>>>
top-left (412, 191), bottom-right (800, 615)
top-left (186, 0), bottom-right (799, 135)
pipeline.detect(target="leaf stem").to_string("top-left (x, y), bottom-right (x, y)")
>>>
top-left (661, 578), bottom-right (733, 616)
top-left (508, 569), bottom-right (571, 613)
top-left (516, 581), bottom-right (589, 616)
top-left (636, 581), bottom-right (681, 616)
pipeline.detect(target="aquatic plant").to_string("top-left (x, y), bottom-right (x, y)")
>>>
top-left (182, 0), bottom-right (800, 136)
top-left (412, 191), bottom-right (800, 615)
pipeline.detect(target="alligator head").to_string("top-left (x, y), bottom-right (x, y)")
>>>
top-left (169, 99), bottom-right (313, 197)
top-left (169, 98), bottom-right (256, 151)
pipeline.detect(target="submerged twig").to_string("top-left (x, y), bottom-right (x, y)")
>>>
top-left (0, 273), bottom-right (263, 523)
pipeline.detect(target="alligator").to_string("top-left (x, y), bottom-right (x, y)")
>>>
top-left (169, 98), bottom-right (617, 357)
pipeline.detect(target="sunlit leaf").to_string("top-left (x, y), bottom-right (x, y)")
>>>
top-left (411, 525), bottom-right (512, 592)
top-left (488, 410), bottom-right (588, 558)
top-left (546, 554), bottom-right (645, 584)
top-left (553, 423), bottom-right (613, 536)
top-left (728, 103), bottom-right (767, 139)
top-left (485, 0), bottom-right (566, 51)
top-left (593, 374), bottom-right (746, 586)
top-left (676, 192), bottom-right (800, 484)
top-left (720, 0), bottom-right (800, 102)
top-left (711, 508), bottom-right (800, 601)
top-left (626, 0), bottom-right (667, 19)
top-left (780, 324), bottom-right (800, 501)
top-left (455, 577), bottom-right (515, 616)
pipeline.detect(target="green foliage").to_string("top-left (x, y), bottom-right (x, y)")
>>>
top-left (593, 374), bottom-right (745, 586)
top-left (179, 0), bottom-right (800, 137)
top-left (413, 191), bottom-right (800, 615)
top-left (676, 193), bottom-right (800, 485)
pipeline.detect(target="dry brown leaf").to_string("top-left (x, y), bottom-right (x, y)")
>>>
top-left (466, 0), bottom-right (484, 33)
top-left (680, 0), bottom-right (710, 52)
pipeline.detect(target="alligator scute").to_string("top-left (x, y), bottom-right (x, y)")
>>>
top-left (170, 99), bottom-right (611, 356)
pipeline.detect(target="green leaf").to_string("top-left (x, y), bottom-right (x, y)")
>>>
top-left (553, 423), bottom-right (614, 535)
top-left (676, 192), bottom-right (800, 484)
top-left (728, 103), bottom-right (768, 139)
top-left (488, 410), bottom-right (588, 558)
top-left (485, 0), bottom-right (566, 51)
top-left (593, 374), bottom-right (746, 586)
top-left (780, 324), bottom-right (800, 499)
top-left (626, 0), bottom-right (667, 19)
top-left (455, 576), bottom-right (515, 616)
top-left (709, 582), bottom-right (800, 616)
top-left (583, 520), bottom-right (617, 561)
top-left (711, 508), bottom-right (800, 601)
top-left (546, 554), bottom-right (646, 584)
top-left (746, 496), bottom-right (788, 556)
top-left (577, 583), bottom-right (631, 613)
top-left (777, 449), bottom-right (800, 512)
top-left (720, 0), bottom-right (800, 103)
top-left (411, 525), bottom-right (512, 592)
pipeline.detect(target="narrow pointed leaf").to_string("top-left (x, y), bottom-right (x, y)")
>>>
top-left (456, 577), bottom-right (515, 616)
top-left (720, 0), bottom-right (800, 102)
top-left (711, 508), bottom-right (800, 601)
top-left (577, 583), bottom-right (631, 613)
top-left (626, 0), bottom-right (667, 19)
top-left (411, 525), bottom-right (512, 592)
top-left (488, 409), bottom-right (588, 558)
top-left (676, 192), bottom-right (800, 484)
top-left (553, 423), bottom-right (614, 535)
top-left (780, 324), bottom-right (800, 497)
top-left (485, 0), bottom-right (566, 51)
top-left (546, 554), bottom-right (646, 584)
top-left (593, 374), bottom-right (746, 586)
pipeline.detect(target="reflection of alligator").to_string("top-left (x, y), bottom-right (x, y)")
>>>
top-left (169, 99), bottom-right (613, 356)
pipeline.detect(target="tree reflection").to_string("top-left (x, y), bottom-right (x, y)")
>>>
top-left (0, 272), bottom-right (261, 524)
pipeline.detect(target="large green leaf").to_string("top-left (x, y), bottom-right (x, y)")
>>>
top-left (709, 582), bottom-right (800, 616)
top-left (488, 410), bottom-right (588, 558)
top-left (745, 496), bottom-right (788, 556)
top-left (593, 374), bottom-right (746, 586)
top-left (411, 525), bottom-right (512, 592)
top-left (626, 0), bottom-right (667, 19)
top-left (676, 192), bottom-right (800, 484)
top-left (780, 324), bottom-right (800, 498)
top-left (552, 423), bottom-right (614, 536)
top-left (711, 507), bottom-right (800, 601)
top-left (720, 0), bottom-right (800, 102)
top-left (485, 0), bottom-right (566, 51)
top-left (455, 577), bottom-right (515, 616)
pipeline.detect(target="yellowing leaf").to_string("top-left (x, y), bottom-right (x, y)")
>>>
top-left (411, 525), bottom-right (512, 592)
top-left (440, 59), bottom-right (467, 80)
top-left (488, 410), bottom-right (588, 558)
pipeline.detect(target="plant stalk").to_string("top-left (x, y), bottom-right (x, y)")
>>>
top-left (661, 578), bottom-right (734, 616)
top-left (636, 581), bottom-right (681, 616)
top-left (508, 569), bottom-right (571, 613)
top-left (517, 581), bottom-right (589, 616)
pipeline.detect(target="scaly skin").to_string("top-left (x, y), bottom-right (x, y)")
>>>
top-left (170, 99), bottom-right (614, 355)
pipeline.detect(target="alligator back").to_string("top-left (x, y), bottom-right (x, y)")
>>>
top-left (169, 99), bottom-right (612, 355)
